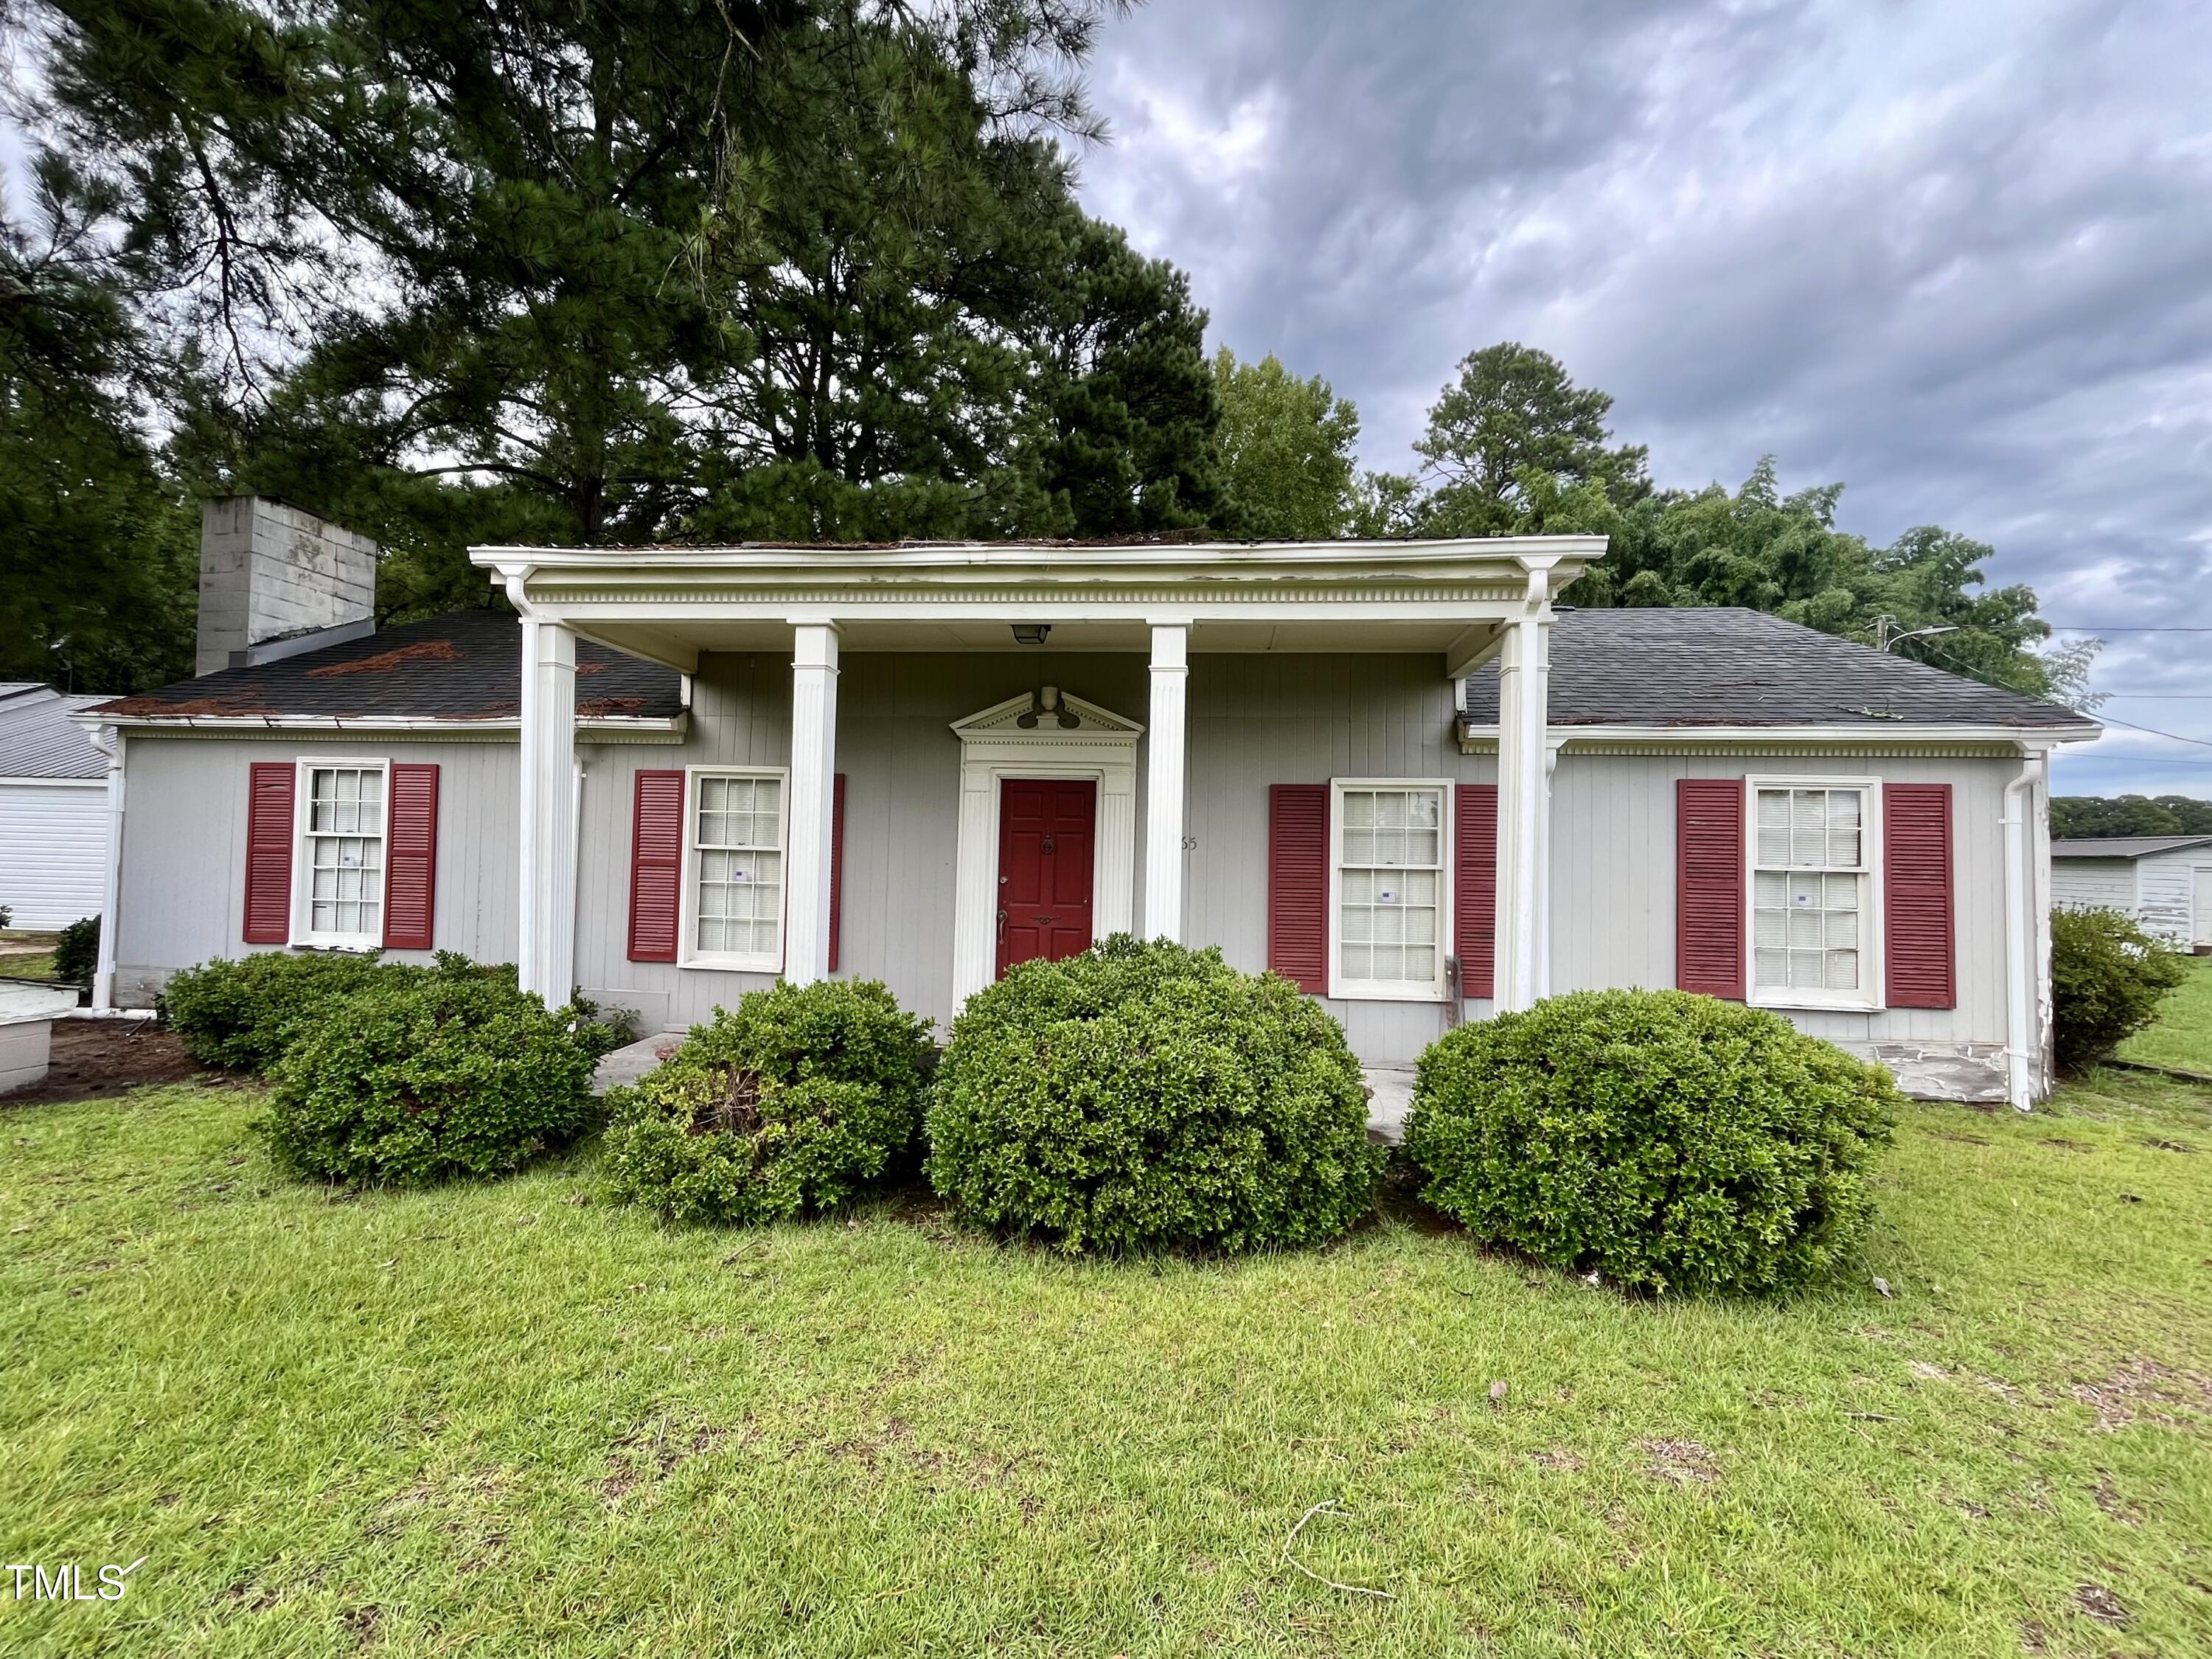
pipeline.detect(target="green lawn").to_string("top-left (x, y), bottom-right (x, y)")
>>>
top-left (4, 1077), bottom-right (2210, 1658)
top-left (0, 931), bottom-right (60, 981)
top-left (2120, 954), bottom-right (2212, 1075)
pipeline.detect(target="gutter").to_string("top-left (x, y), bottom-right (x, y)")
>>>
top-left (1455, 719), bottom-right (2103, 751)
top-left (72, 712), bottom-right (686, 737)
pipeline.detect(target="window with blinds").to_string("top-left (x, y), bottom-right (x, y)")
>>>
top-left (301, 763), bottom-right (386, 946)
top-left (1332, 782), bottom-right (1449, 999)
top-left (1750, 782), bottom-right (1877, 1006)
top-left (688, 771), bottom-right (786, 968)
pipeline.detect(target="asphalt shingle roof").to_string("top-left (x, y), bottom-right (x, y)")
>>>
top-left (91, 603), bottom-right (2090, 734)
top-left (2050, 835), bottom-right (2212, 860)
top-left (91, 609), bottom-right (684, 723)
top-left (1460, 608), bottom-right (2092, 730)
top-left (0, 684), bottom-right (112, 778)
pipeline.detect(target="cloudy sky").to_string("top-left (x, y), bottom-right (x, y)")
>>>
top-left (1076, 0), bottom-right (2212, 799)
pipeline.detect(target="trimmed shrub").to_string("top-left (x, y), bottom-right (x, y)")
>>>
top-left (52, 917), bottom-right (100, 985)
top-left (1402, 990), bottom-right (1899, 1296)
top-left (163, 950), bottom-right (405, 1071)
top-left (2051, 906), bottom-right (2190, 1067)
top-left (266, 971), bottom-right (602, 1184)
top-left (603, 979), bottom-right (934, 1225)
top-left (926, 936), bottom-right (1385, 1254)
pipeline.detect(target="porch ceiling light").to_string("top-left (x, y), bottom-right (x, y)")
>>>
top-left (1010, 623), bottom-right (1051, 645)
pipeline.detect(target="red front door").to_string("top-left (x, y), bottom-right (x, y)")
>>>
top-left (997, 778), bottom-right (1096, 976)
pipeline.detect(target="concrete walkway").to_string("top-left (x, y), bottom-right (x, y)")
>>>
top-left (596, 1031), bottom-right (1417, 1143)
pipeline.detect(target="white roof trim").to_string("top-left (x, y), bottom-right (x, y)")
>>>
top-left (72, 712), bottom-right (686, 737)
top-left (1457, 720), bottom-right (2099, 753)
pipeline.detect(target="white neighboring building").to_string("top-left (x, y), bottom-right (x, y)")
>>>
top-left (0, 684), bottom-right (113, 931)
top-left (2051, 835), bottom-right (2212, 952)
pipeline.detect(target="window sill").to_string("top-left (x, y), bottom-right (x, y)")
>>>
top-left (678, 953), bottom-right (784, 975)
top-left (1329, 982), bottom-right (1450, 1004)
top-left (290, 933), bottom-right (383, 954)
top-left (1748, 993), bottom-right (1883, 1015)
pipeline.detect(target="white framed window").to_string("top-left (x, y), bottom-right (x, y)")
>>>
top-left (293, 759), bottom-right (389, 949)
top-left (1747, 776), bottom-right (1883, 1011)
top-left (1329, 779), bottom-right (1452, 1001)
top-left (680, 767), bottom-right (787, 972)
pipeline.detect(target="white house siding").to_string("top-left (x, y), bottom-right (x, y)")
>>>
top-left (1549, 751), bottom-right (2017, 1058)
top-left (571, 650), bottom-right (1155, 1039)
top-left (110, 734), bottom-right (521, 1006)
top-left (2051, 858), bottom-right (2137, 915)
top-left (0, 780), bottom-right (110, 928)
top-left (1182, 653), bottom-right (1498, 1062)
top-left (109, 653), bottom-right (2042, 1088)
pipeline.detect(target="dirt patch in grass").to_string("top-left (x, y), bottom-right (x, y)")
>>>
top-left (1, 1019), bottom-right (217, 1107)
top-left (2069, 1357), bottom-right (2212, 1431)
top-left (1638, 1438), bottom-right (1718, 1485)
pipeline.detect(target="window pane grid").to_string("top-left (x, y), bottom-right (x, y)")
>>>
top-left (692, 774), bottom-right (783, 959)
top-left (304, 766), bottom-right (385, 938)
top-left (1752, 787), bottom-right (1866, 995)
top-left (1338, 787), bottom-right (1443, 987)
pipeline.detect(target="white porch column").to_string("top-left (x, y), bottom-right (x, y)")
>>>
top-left (785, 622), bottom-right (841, 984)
top-left (516, 612), bottom-right (578, 1004)
top-left (1143, 622), bottom-right (1189, 941)
top-left (1493, 611), bottom-right (1553, 1012)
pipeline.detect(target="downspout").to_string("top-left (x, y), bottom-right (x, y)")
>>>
top-left (91, 723), bottom-right (125, 1011)
top-left (2001, 755), bottom-right (2038, 1110)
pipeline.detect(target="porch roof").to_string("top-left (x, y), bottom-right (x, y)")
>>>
top-left (467, 535), bottom-right (1607, 672)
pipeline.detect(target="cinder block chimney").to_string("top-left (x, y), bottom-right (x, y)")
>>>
top-left (195, 497), bottom-right (379, 675)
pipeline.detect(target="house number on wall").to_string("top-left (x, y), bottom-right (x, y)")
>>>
top-left (1182, 836), bottom-right (1198, 850)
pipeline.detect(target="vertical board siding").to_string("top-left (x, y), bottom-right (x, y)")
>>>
top-left (1883, 782), bottom-right (1955, 1008)
top-left (627, 770), bottom-right (684, 963)
top-left (1676, 777), bottom-right (1746, 999)
top-left (111, 737), bottom-right (518, 1001)
top-left (382, 762), bottom-right (440, 950)
top-left (1455, 783), bottom-right (1498, 999)
top-left (241, 762), bottom-right (295, 944)
top-left (1267, 785), bottom-right (1330, 992)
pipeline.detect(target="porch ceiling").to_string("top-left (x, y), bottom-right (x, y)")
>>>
top-left (469, 534), bottom-right (1607, 674)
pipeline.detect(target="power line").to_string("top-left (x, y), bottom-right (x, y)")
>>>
top-left (2087, 713), bottom-right (2212, 751)
top-left (2048, 625), bottom-right (2212, 632)
top-left (1911, 635), bottom-right (2212, 751)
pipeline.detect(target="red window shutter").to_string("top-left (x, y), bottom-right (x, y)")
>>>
top-left (1884, 782), bottom-right (1955, 1009)
top-left (1455, 783), bottom-right (1498, 999)
top-left (1268, 784), bottom-right (1330, 994)
top-left (627, 770), bottom-right (685, 964)
top-left (382, 763), bottom-right (439, 951)
top-left (827, 772), bottom-right (847, 974)
top-left (1677, 778), bottom-right (1746, 1000)
top-left (242, 762), bottom-right (296, 944)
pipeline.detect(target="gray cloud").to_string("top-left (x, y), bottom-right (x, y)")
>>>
top-left (1077, 0), bottom-right (2212, 795)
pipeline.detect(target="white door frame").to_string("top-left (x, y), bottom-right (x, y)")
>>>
top-left (948, 692), bottom-right (1142, 1004)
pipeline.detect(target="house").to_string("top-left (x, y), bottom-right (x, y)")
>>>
top-left (81, 498), bottom-right (2100, 1106)
top-left (0, 682), bottom-right (116, 931)
top-left (2051, 835), bottom-right (2212, 951)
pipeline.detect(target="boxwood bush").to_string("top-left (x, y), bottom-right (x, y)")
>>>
top-left (2051, 906), bottom-right (2190, 1067)
top-left (1402, 990), bottom-right (1899, 1296)
top-left (926, 936), bottom-right (1385, 1255)
top-left (163, 950), bottom-right (406, 1071)
top-left (266, 969), bottom-right (605, 1185)
top-left (602, 979), bottom-right (935, 1225)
